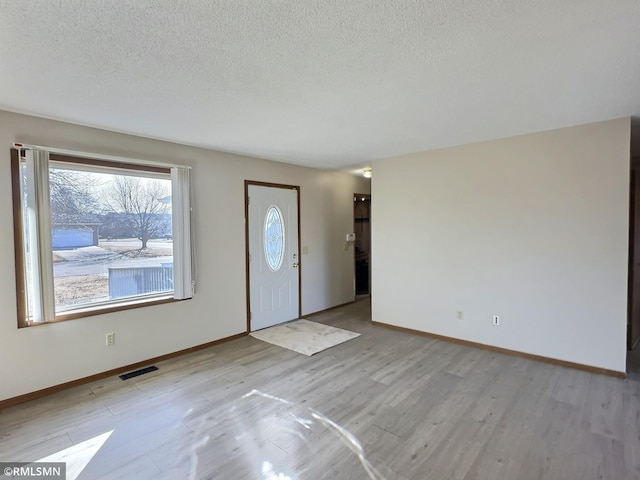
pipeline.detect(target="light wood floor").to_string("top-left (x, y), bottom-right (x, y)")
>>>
top-left (2, 300), bottom-right (640, 479)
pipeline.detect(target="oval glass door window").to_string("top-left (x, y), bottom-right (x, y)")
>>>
top-left (264, 206), bottom-right (285, 271)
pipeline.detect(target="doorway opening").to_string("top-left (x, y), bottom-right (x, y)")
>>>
top-left (630, 118), bottom-right (640, 351)
top-left (354, 194), bottom-right (371, 299)
top-left (628, 156), bottom-right (640, 373)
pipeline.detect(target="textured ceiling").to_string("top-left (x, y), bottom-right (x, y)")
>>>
top-left (1, 1), bottom-right (639, 169)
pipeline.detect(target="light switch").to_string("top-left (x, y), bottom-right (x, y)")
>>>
top-left (302, 245), bottom-right (309, 255)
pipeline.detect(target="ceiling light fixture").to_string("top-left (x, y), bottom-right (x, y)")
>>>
top-left (362, 168), bottom-right (372, 179)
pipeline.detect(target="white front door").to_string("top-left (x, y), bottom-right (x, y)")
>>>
top-left (247, 184), bottom-right (300, 331)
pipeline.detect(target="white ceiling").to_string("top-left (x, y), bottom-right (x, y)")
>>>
top-left (1, 1), bottom-right (639, 169)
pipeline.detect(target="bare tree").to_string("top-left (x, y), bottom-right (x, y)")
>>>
top-left (49, 168), bottom-right (100, 224)
top-left (106, 177), bottom-right (171, 249)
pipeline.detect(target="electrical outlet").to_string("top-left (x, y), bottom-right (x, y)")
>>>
top-left (492, 315), bottom-right (500, 326)
top-left (106, 332), bottom-right (115, 346)
top-left (457, 310), bottom-right (464, 320)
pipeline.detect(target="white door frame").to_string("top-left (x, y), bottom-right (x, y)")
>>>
top-left (244, 180), bottom-right (301, 332)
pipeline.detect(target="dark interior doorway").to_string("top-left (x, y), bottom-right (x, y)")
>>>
top-left (630, 119), bottom-right (640, 351)
top-left (629, 159), bottom-right (640, 350)
top-left (354, 194), bottom-right (371, 296)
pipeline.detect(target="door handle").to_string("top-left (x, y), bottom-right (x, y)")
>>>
top-left (293, 262), bottom-right (299, 268)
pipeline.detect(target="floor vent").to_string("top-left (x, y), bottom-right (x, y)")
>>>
top-left (119, 365), bottom-right (158, 380)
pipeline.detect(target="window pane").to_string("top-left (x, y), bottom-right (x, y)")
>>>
top-left (263, 206), bottom-right (285, 271)
top-left (50, 165), bottom-right (173, 312)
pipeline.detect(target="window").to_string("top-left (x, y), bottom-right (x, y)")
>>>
top-left (11, 148), bottom-right (194, 327)
top-left (263, 205), bottom-right (285, 271)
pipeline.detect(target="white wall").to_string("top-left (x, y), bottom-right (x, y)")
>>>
top-left (372, 118), bottom-right (630, 373)
top-left (0, 110), bottom-right (369, 401)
